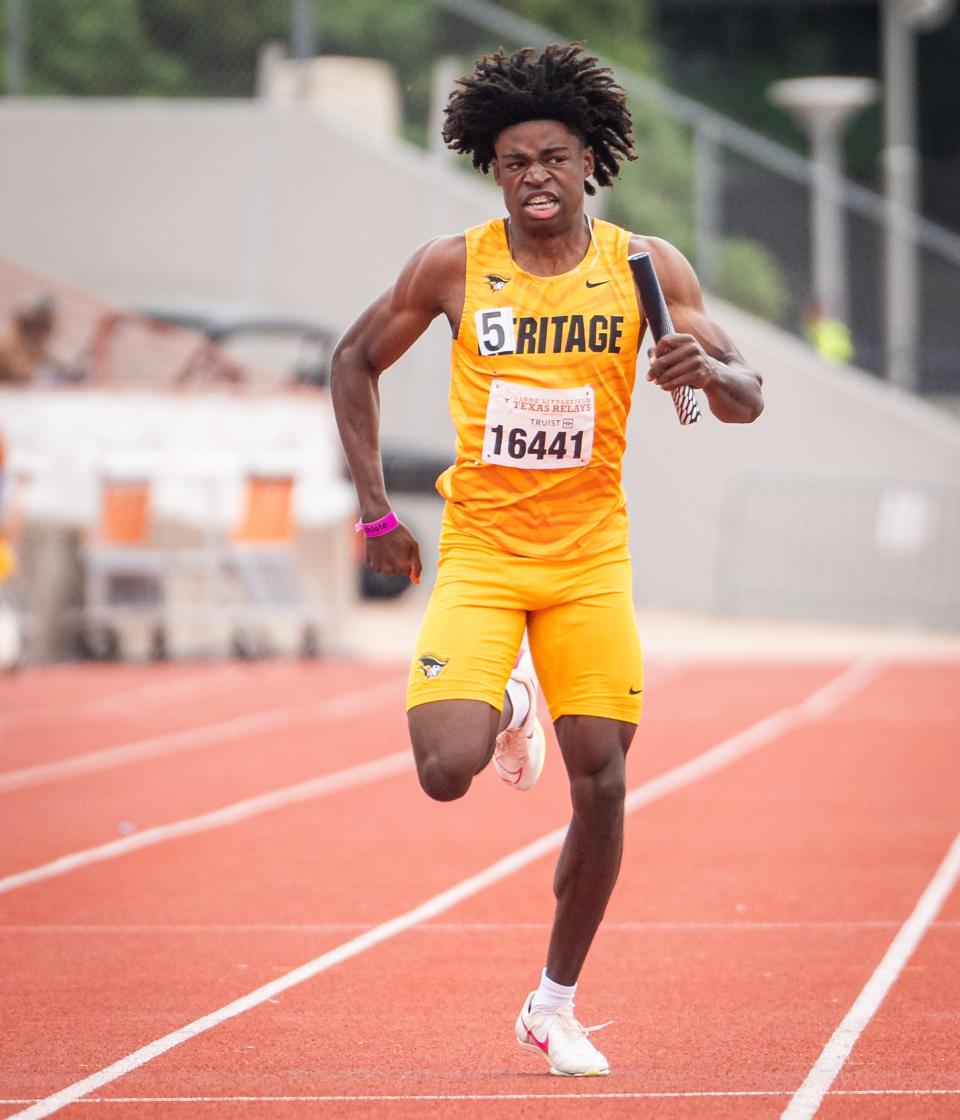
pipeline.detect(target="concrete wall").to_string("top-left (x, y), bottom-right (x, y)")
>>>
top-left (0, 98), bottom-right (498, 452)
top-left (0, 99), bottom-right (618, 454)
top-left (2, 99), bottom-right (959, 630)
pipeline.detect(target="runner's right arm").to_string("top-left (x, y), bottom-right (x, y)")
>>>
top-left (330, 236), bottom-right (466, 583)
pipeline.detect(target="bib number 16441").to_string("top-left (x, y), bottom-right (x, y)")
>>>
top-left (488, 425), bottom-right (584, 463)
top-left (481, 380), bottom-right (595, 470)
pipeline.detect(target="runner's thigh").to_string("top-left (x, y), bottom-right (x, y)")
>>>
top-left (527, 553), bottom-right (643, 725)
top-left (406, 549), bottom-right (527, 712)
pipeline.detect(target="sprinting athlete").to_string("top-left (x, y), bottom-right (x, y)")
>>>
top-left (331, 43), bottom-right (764, 1077)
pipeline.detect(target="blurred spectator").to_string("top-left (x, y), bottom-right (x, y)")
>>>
top-left (0, 432), bottom-right (15, 582)
top-left (0, 294), bottom-right (78, 385)
top-left (0, 430), bottom-right (22, 670)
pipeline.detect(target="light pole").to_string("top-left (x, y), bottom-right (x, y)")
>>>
top-left (290, 0), bottom-right (316, 101)
top-left (768, 76), bottom-right (878, 327)
top-left (3, 0), bottom-right (27, 94)
top-left (882, 0), bottom-right (956, 392)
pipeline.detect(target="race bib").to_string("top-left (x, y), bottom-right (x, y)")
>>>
top-left (481, 380), bottom-right (595, 470)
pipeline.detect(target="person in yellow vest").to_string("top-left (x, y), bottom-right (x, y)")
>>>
top-left (0, 432), bottom-right (22, 670)
top-left (331, 43), bottom-right (764, 1077)
top-left (804, 300), bottom-right (854, 365)
top-left (0, 433), bottom-right (15, 582)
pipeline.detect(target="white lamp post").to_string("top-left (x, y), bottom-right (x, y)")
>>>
top-left (768, 77), bottom-right (878, 325)
top-left (3, 0), bottom-right (27, 94)
top-left (882, 0), bottom-right (956, 391)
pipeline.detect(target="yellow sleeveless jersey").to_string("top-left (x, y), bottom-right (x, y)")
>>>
top-left (436, 217), bottom-right (644, 558)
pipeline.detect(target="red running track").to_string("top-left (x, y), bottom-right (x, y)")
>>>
top-left (0, 656), bottom-right (958, 1118)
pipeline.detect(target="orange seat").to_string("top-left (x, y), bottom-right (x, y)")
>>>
top-left (99, 479), bottom-right (150, 544)
top-left (232, 476), bottom-right (294, 544)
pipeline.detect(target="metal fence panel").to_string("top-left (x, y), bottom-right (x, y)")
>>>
top-left (717, 474), bottom-right (960, 629)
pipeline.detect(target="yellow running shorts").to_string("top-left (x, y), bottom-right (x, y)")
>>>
top-left (406, 529), bottom-right (643, 725)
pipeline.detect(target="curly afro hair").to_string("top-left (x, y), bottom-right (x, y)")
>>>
top-left (442, 43), bottom-right (636, 196)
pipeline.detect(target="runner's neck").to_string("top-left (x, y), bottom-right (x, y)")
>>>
top-left (505, 216), bottom-right (596, 278)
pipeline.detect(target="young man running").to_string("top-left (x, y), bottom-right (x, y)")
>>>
top-left (331, 43), bottom-right (764, 1077)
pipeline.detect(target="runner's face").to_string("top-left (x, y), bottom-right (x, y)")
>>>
top-left (492, 120), bottom-right (593, 231)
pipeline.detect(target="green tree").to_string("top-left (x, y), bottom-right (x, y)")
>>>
top-left (23, 0), bottom-right (189, 96)
top-left (496, 0), bottom-right (655, 74)
top-left (139, 1), bottom-right (289, 96)
top-left (2, 0), bottom-right (790, 322)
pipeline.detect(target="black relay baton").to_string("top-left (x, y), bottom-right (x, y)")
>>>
top-left (628, 251), bottom-right (701, 426)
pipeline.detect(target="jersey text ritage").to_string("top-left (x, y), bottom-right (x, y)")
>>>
top-left (480, 314), bottom-right (624, 356)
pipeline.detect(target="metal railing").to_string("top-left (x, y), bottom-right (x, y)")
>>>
top-left (716, 474), bottom-right (960, 630)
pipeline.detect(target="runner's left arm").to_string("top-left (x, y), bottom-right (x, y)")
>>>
top-left (630, 236), bottom-right (764, 424)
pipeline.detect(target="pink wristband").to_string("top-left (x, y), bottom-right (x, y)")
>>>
top-left (355, 511), bottom-right (399, 538)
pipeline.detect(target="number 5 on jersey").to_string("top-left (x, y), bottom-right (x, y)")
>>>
top-left (476, 307), bottom-right (516, 355)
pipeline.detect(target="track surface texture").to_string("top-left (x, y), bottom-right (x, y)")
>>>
top-left (1, 653), bottom-right (958, 1119)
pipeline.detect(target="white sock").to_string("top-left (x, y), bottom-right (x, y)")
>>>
top-left (530, 968), bottom-right (577, 1014)
top-left (504, 676), bottom-right (530, 730)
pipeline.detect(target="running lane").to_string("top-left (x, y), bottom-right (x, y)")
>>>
top-left (3, 660), bottom-right (958, 1119)
top-left (1, 659), bottom-right (839, 1113)
top-left (0, 662), bottom-right (408, 872)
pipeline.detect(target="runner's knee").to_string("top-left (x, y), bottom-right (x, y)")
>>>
top-left (570, 763), bottom-right (626, 827)
top-left (408, 700), bottom-right (500, 802)
top-left (415, 749), bottom-right (475, 802)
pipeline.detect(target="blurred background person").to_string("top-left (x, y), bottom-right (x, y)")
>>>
top-left (0, 294), bottom-right (62, 385)
top-left (0, 429), bottom-right (22, 669)
top-left (804, 298), bottom-right (855, 366)
top-left (0, 431), bottom-right (15, 580)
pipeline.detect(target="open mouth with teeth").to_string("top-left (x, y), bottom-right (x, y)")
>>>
top-left (523, 193), bottom-right (560, 218)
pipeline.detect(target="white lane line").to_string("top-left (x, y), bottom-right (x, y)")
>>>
top-left (4, 1089), bottom-right (960, 1105)
top-left (78, 670), bottom-right (249, 718)
top-left (8, 919), bottom-right (959, 934)
top-left (0, 658), bottom-right (683, 732)
top-left (0, 662), bottom-right (874, 899)
top-left (0, 924), bottom-right (381, 934)
top-left (624, 658), bottom-right (877, 818)
top-left (0, 714), bottom-right (290, 793)
top-left (0, 749), bottom-right (413, 896)
top-left (0, 676), bottom-right (405, 794)
top-left (782, 828), bottom-right (960, 1120)
top-left (0, 1095), bottom-right (790, 1106)
top-left (418, 919), bottom-right (959, 932)
top-left (0, 666), bottom-right (247, 727)
top-left (5, 661), bottom-right (877, 1120)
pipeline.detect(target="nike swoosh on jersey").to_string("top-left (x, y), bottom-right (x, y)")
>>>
top-left (585, 279), bottom-right (609, 288)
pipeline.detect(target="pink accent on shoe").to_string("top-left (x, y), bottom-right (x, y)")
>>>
top-left (493, 648), bottom-right (545, 791)
top-left (525, 1027), bottom-right (550, 1055)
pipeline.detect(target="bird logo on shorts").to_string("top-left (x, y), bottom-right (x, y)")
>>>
top-left (486, 274), bottom-right (510, 292)
top-left (418, 654), bottom-right (450, 679)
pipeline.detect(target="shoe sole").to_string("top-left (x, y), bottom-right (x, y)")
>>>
top-left (493, 656), bottom-right (544, 788)
top-left (493, 719), bottom-right (545, 790)
top-left (516, 1037), bottom-right (610, 1077)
